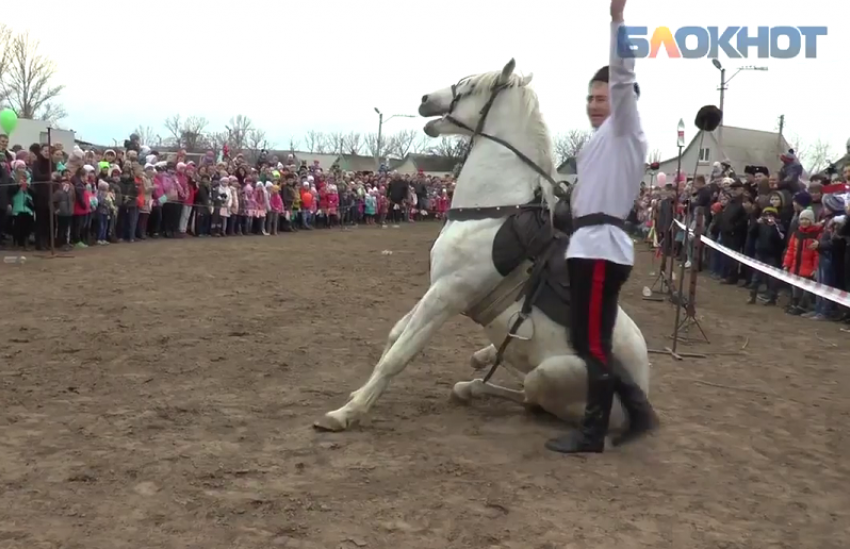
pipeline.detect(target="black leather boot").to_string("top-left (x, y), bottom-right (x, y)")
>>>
top-left (610, 358), bottom-right (659, 447)
top-left (545, 366), bottom-right (614, 454)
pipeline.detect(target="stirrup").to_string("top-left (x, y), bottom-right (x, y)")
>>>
top-left (506, 311), bottom-right (533, 341)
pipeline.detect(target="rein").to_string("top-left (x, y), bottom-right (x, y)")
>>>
top-left (444, 79), bottom-right (560, 222)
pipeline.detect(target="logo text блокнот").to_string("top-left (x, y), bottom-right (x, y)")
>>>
top-left (618, 26), bottom-right (827, 59)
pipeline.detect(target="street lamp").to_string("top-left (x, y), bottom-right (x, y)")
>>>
top-left (712, 60), bottom-right (767, 122)
top-left (712, 61), bottom-right (767, 148)
top-left (374, 107), bottom-right (415, 168)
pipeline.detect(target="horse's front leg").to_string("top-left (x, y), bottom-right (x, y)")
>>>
top-left (315, 282), bottom-right (462, 431)
top-left (470, 344), bottom-right (497, 370)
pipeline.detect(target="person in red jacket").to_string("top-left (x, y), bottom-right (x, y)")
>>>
top-left (783, 208), bottom-right (822, 315)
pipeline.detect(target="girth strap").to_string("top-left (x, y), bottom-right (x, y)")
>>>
top-left (572, 213), bottom-right (626, 232)
top-left (482, 234), bottom-right (563, 383)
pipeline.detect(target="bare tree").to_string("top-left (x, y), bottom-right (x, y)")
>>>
top-left (304, 130), bottom-right (328, 153)
top-left (344, 132), bottom-right (362, 155)
top-left (426, 136), bottom-right (470, 159)
top-left (552, 129), bottom-right (592, 165)
top-left (246, 128), bottom-right (272, 151)
top-left (132, 125), bottom-right (158, 146)
top-left (287, 136), bottom-right (300, 152)
top-left (386, 129), bottom-right (417, 158)
top-left (1, 31), bottom-right (66, 122)
top-left (225, 114), bottom-right (254, 152)
top-left (314, 132), bottom-right (329, 153)
top-left (327, 131), bottom-right (347, 155)
top-left (163, 114), bottom-right (182, 145)
top-left (244, 128), bottom-right (273, 163)
top-left (181, 116), bottom-right (209, 151)
top-left (412, 135), bottom-right (432, 154)
top-left (801, 138), bottom-right (836, 175)
top-left (205, 131), bottom-right (228, 153)
top-left (648, 148), bottom-right (663, 164)
top-left (364, 132), bottom-right (388, 159)
top-left (0, 25), bottom-right (12, 106)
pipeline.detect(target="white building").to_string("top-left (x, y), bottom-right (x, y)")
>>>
top-left (4, 118), bottom-right (76, 153)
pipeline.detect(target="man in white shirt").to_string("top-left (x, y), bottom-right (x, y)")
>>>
top-left (545, 0), bottom-right (658, 454)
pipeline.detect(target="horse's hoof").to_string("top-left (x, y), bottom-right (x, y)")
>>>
top-left (469, 355), bottom-right (490, 370)
top-left (451, 381), bottom-right (474, 403)
top-left (313, 413), bottom-right (347, 432)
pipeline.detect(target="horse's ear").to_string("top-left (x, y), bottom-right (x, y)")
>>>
top-left (520, 72), bottom-right (533, 86)
top-left (499, 58), bottom-right (516, 84)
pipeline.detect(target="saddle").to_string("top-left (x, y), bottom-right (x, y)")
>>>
top-left (464, 199), bottom-right (573, 328)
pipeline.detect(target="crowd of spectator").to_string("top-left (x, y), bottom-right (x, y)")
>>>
top-left (632, 150), bottom-right (850, 324)
top-left (0, 133), bottom-right (455, 252)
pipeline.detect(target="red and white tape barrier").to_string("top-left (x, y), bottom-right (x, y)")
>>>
top-left (673, 218), bottom-right (850, 309)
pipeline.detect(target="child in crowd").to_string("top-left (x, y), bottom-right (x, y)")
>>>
top-left (254, 181), bottom-right (268, 235)
top-left (269, 185), bottom-right (283, 235)
top-left (96, 180), bottom-right (115, 245)
top-left (747, 206), bottom-right (785, 305)
top-left (378, 192), bottom-right (389, 227)
top-left (243, 179), bottom-right (256, 235)
top-left (53, 171), bottom-right (74, 251)
top-left (364, 190), bottom-right (377, 225)
top-left (783, 208), bottom-right (821, 315)
top-left (805, 194), bottom-right (846, 320)
top-left (11, 173), bottom-right (34, 249)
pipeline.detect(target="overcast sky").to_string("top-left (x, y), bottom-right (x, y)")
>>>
top-left (4, 0), bottom-right (843, 164)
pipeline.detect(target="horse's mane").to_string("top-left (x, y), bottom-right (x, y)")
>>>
top-left (461, 70), bottom-right (557, 209)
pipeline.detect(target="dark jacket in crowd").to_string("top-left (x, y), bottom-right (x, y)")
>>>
top-left (748, 213), bottom-right (785, 258)
top-left (119, 174), bottom-right (138, 206)
top-left (388, 178), bottom-right (407, 204)
top-left (717, 195), bottom-right (748, 245)
top-left (31, 154), bottom-right (52, 210)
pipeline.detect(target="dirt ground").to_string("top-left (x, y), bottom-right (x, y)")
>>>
top-left (0, 223), bottom-right (848, 549)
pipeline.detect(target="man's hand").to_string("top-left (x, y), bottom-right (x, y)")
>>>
top-left (611, 0), bottom-right (626, 21)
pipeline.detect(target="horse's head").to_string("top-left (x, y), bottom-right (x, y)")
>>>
top-left (418, 59), bottom-right (533, 138)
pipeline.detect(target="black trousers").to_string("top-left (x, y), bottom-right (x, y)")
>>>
top-left (13, 213), bottom-right (34, 247)
top-left (34, 207), bottom-right (51, 249)
top-left (568, 258), bottom-right (632, 372)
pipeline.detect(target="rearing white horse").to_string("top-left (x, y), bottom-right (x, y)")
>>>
top-left (314, 59), bottom-right (651, 441)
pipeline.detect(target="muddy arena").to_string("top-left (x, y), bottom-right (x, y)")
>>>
top-left (1, 223), bottom-right (847, 549)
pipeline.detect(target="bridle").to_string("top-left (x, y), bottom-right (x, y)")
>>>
top-left (443, 77), bottom-right (560, 194)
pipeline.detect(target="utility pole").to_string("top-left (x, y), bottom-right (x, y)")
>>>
top-left (777, 114), bottom-right (785, 152)
top-left (711, 61), bottom-right (768, 151)
top-left (373, 108), bottom-right (415, 170)
top-left (374, 108), bottom-right (384, 170)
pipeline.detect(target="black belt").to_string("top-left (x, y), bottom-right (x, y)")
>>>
top-left (572, 213), bottom-right (626, 232)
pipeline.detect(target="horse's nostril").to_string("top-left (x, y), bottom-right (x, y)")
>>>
top-left (421, 95), bottom-right (429, 104)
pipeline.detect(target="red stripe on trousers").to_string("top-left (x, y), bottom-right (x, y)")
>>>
top-left (588, 259), bottom-right (608, 366)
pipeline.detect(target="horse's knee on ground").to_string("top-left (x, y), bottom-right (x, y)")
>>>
top-left (470, 345), bottom-right (496, 369)
top-left (452, 381), bottom-right (474, 402)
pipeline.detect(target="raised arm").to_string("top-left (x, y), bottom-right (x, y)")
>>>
top-left (609, 0), bottom-right (640, 137)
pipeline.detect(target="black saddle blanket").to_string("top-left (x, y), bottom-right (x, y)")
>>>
top-left (491, 207), bottom-right (572, 327)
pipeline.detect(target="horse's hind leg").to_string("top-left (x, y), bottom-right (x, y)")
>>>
top-left (379, 305), bottom-right (417, 362)
top-left (315, 283), bottom-right (459, 432)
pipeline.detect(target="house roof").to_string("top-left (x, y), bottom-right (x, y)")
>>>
top-left (338, 154), bottom-right (379, 172)
top-left (402, 153), bottom-right (458, 173)
top-left (657, 125), bottom-right (791, 175)
top-left (289, 151), bottom-right (341, 170)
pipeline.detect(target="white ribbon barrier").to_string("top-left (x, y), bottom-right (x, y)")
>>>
top-left (673, 218), bottom-right (850, 309)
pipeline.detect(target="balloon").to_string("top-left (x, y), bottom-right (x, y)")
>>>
top-left (0, 108), bottom-right (17, 135)
top-left (656, 172), bottom-right (667, 186)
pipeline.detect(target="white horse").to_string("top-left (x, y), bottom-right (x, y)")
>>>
top-left (314, 59), bottom-right (651, 436)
